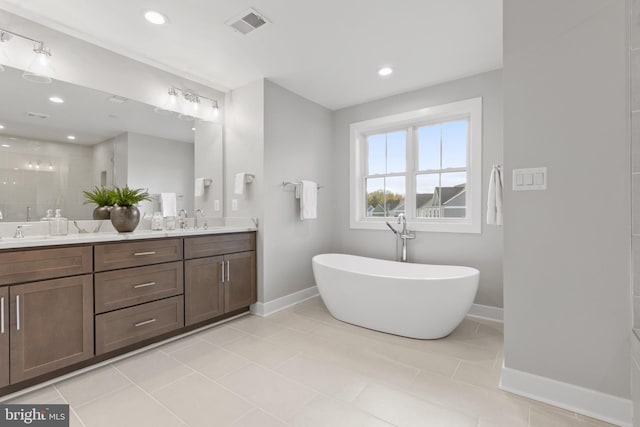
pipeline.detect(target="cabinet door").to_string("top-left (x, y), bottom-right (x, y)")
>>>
top-left (10, 275), bottom-right (93, 383)
top-left (185, 256), bottom-right (224, 325)
top-left (0, 287), bottom-right (8, 387)
top-left (224, 251), bottom-right (256, 313)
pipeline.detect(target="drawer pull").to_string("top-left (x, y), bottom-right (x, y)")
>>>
top-left (227, 260), bottom-right (230, 282)
top-left (16, 295), bottom-right (20, 331)
top-left (134, 251), bottom-right (157, 256)
top-left (0, 297), bottom-right (4, 334)
top-left (133, 282), bottom-right (157, 289)
top-left (134, 318), bottom-right (157, 327)
top-left (221, 261), bottom-right (225, 283)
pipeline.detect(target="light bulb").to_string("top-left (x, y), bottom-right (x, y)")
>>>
top-left (23, 42), bottom-right (54, 84)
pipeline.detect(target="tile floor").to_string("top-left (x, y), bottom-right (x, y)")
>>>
top-left (7, 296), bottom-right (615, 427)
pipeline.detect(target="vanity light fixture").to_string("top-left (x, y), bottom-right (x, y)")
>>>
top-left (1, 144), bottom-right (9, 148)
top-left (164, 87), bottom-right (219, 122)
top-left (144, 10), bottom-right (168, 25)
top-left (48, 162), bottom-right (53, 170)
top-left (49, 96), bottom-right (64, 104)
top-left (0, 124), bottom-right (4, 129)
top-left (0, 28), bottom-right (55, 83)
top-left (35, 161), bottom-right (40, 169)
top-left (0, 31), bottom-right (10, 73)
top-left (28, 161), bottom-right (33, 169)
top-left (378, 66), bottom-right (393, 77)
top-left (67, 135), bottom-right (76, 140)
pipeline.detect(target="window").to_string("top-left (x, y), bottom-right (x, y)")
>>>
top-left (350, 98), bottom-right (482, 233)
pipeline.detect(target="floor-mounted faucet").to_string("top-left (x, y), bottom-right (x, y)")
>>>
top-left (386, 213), bottom-right (416, 262)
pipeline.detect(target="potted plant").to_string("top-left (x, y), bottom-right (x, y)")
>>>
top-left (82, 186), bottom-right (115, 220)
top-left (110, 186), bottom-right (151, 233)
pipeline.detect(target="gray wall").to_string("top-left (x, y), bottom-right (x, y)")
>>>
top-left (331, 70), bottom-right (504, 308)
top-left (503, 0), bottom-right (630, 398)
top-left (263, 80), bottom-right (334, 301)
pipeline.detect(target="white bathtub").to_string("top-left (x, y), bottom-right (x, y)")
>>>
top-left (311, 254), bottom-right (479, 339)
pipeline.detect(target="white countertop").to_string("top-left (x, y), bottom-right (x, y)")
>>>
top-left (0, 226), bottom-right (257, 250)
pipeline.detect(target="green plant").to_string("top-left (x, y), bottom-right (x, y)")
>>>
top-left (82, 186), bottom-right (115, 207)
top-left (112, 186), bottom-right (151, 207)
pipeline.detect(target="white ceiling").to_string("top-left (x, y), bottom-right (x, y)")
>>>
top-left (0, 0), bottom-right (502, 110)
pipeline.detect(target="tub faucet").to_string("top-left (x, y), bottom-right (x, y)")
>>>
top-left (396, 213), bottom-right (416, 262)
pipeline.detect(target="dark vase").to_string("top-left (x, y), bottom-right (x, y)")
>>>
top-left (110, 206), bottom-right (140, 233)
top-left (93, 206), bottom-right (112, 220)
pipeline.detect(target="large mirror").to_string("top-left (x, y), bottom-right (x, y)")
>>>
top-left (0, 65), bottom-right (222, 222)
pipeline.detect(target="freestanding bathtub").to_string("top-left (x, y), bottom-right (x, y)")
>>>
top-left (311, 254), bottom-right (479, 339)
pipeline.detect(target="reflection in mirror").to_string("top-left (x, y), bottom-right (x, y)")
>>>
top-left (0, 65), bottom-right (220, 221)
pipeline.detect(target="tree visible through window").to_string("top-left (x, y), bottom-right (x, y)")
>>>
top-left (365, 130), bottom-right (406, 217)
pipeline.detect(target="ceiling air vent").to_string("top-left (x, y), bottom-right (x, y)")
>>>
top-left (226, 8), bottom-right (270, 35)
top-left (25, 112), bottom-right (49, 119)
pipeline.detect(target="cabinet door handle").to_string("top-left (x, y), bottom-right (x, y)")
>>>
top-left (221, 261), bottom-right (225, 283)
top-left (134, 251), bottom-right (156, 256)
top-left (133, 282), bottom-right (156, 289)
top-left (134, 318), bottom-right (156, 327)
top-left (16, 295), bottom-right (20, 331)
top-left (0, 297), bottom-right (4, 334)
top-left (227, 260), bottom-right (230, 282)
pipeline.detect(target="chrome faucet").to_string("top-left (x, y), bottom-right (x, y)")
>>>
top-left (386, 213), bottom-right (415, 262)
top-left (14, 225), bottom-right (30, 238)
top-left (194, 209), bottom-right (206, 229)
top-left (26, 206), bottom-right (31, 222)
top-left (178, 209), bottom-right (188, 229)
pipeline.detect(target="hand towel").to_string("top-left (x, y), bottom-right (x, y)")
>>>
top-left (194, 178), bottom-right (205, 197)
top-left (487, 165), bottom-right (503, 225)
top-left (160, 192), bottom-right (177, 217)
top-left (234, 173), bottom-right (246, 195)
top-left (295, 180), bottom-right (317, 220)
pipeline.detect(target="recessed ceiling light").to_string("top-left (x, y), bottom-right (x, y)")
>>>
top-left (67, 135), bottom-right (76, 140)
top-left (378, 67), bottom-right (393, 77)
top-left (191, 127), bottom-right (195, 131)
top-left (49, 96), bottom-right (64, 104)
top-left (144, 10), bottom-right (168, 25)
top-left (1, 144), bottom-right (10, 148)
top-left (0, 124), bottom-right (4, 129)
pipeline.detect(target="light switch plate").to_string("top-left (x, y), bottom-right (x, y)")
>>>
top-left (214, 200), bottom-right (220, 211)
top-left (232, 199), bottom-right (238, 211)
top-left (513, 167), bottom-right (547, 191)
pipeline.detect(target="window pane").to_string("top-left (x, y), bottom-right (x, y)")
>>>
top-left (367, 134), bottom-right (385, 175)
top-left (386, 130), bottom-right (406, 173)
top-left (440, 171), bottom-right (466, 218)
top-left (416, 173), bottom-right (441, 218)
top-left (441, 120), bottom-right (467, 169)
top-left (418, 125), bottom-right (440, 171)
top-left (366, 177), bottom-right (385, 217)
top-left (385, 176), bottom-right (405, 217)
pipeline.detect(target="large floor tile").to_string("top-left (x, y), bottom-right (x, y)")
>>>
top-left (354, 383), bottom-right (478, 427)
top-left (276, 354), bottom-right (369, 402)
top-left (287, 395), bottom-right (394, 427)
top-left (529, 403), bottom-right (583, 427)
top-left (75, 385), bottom-right (181, 427)
top-left (223, 335), bottom-right (299, 369)
top-left (218, 363), bottom-right (318, 420)
top-left (114, 350), bottom-right (194, 393)
top-left (228, 315), bottom-right (287, 338)
top-left (267, 311), bottom-right (322, 332)
top-left (152, 373), bottom-right (254, 427)
top-left (7, 386), bottom-right (63, 404)
top-left (56, 366), bottom-right (131, 407)
top-left (169, 339), bottom-right (250, 380)
top-left (230, 409), bottom-right (289, 427)
top-left (451, 360), bottom-right (501, 390)
top-left (157, 334), bottom-right (206, 354)
top-left (198, 325), bottom-right (250, 346)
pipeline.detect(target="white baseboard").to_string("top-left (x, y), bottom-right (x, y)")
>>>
top-left (251, 286), bottom-right (319, 317)
top-left (500, 364), bottom-right (632, 427)
top-left (467, 303), bottom-right (504, 322)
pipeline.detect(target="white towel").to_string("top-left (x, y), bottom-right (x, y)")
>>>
top-left (487, 165), bottom-right (503, 225)
top-left (234, 173), bottom-right (246, 195)
top-left (194, 178), bottom-right (205, 197)
top-left (160, 192), bottom-right (177, 217)
top-left (295, 180), bottom-right (318, 220)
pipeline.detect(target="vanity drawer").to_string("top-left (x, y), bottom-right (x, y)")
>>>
top-left (94, 239), bottom-right (183, 271)
top-left (0, 246), bottom-right (92, 286)
top-left (95, 296), bottom-right (184, 354)
top-left (185, 233), bottom-right (255, 259)
top-left (94, 261), bottom-right (184, 314)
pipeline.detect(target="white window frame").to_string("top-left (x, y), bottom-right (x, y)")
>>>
top-left (349, 97), bottom-right (482, 233)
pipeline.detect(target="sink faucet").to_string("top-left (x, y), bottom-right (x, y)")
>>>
top-left (14, 225), bottom-right (31, 238)
top-left (194, 209), bottom-right (206, 229)
top-left (178, 209), bottom-right (188, 229)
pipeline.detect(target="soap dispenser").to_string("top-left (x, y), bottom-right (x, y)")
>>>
top-left (41, 209), bottom-right (54, 221)
top-left (49, 209), bottom-right (69, 236)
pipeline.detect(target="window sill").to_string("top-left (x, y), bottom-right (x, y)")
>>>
top-left (350, 219), bottom-right (481, 234)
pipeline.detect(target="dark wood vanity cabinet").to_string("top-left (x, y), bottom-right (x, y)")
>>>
top-left (184, 233), bottom-right (256, 326)
top-left (0, 286), bottom-right (8, 388)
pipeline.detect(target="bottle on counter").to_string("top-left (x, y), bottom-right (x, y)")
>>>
top-left (40, 209), bottom-right (54, 221)
top-left (151, 211), bottom-right (164, 231)
top-left (49, 209), bottom-right (68, 236)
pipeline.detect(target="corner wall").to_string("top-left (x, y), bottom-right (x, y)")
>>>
top-left (331, 70), bottom-right (504, 308)
top-left (502, 0), bottom-right (631, 422)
